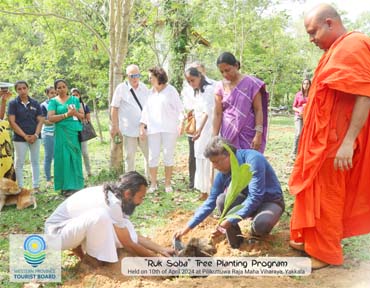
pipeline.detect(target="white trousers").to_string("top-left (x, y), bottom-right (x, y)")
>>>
top-left (147, 132), bottom-right (177, 167)
top-left (123, 135), bottom-right (149, 177)
top-left (47, 208), bottom-right (137, 263)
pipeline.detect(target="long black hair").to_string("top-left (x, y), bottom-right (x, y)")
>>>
top-left (301, 79), bottom-right (311, 96)
top-left (185, 67), bottom-right (210, 93)
top-left (71, 87), bottom-right (87, 113)
top-left (103, 171), bottom-right (148, 206)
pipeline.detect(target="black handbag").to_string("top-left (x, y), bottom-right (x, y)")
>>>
top-left (79, 121), bottom-right (97, 142)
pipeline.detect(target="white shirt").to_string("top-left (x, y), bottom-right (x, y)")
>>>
top-left (44, 186), bottom-right (136, 241)
top-left (111, 81), bottom-right (150, 137)
top-left (140, 84), bottom-right (184, 135)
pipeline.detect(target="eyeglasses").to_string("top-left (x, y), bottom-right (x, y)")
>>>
top-left (128, 73), bottom-right (141, 79)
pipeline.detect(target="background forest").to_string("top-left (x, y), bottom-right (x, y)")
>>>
top-left (1, 0), bottom-right (369, 110)
top-left (1, 1), bottom-right (370, 287)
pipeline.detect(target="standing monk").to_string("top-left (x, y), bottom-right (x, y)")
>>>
top-left (289, 4), bottom-right (370, 269)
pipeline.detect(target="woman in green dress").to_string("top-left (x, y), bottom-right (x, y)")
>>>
top-left (48, 79), bottom-right (84, 196)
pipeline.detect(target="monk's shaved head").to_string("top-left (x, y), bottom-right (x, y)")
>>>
top-left (304, 3), bottom-right (346, 51)
top-left (305, 4), bottom-right (342, 25)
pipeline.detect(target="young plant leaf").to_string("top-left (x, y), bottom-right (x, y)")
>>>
top-left (223, 214), bottom-right (243, 221)
top-left (218, 144), bottom-right (253, 224)
top-left (225, 204), bottom-right (245, 217)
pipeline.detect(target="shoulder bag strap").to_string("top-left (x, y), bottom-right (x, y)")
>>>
top-left (77, 97), bottom-right (87, 116)
top-left (129, 88), bottom-right (143, 111)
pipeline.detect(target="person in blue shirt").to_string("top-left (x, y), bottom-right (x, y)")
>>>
top-left (8, 80), bottom-right (44, 192)
top-left (40, 86), bottom-right (56, 189)
top-left (175, 136), bottom-right (284, 248)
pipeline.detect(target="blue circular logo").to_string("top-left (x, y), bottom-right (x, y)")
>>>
top-left (23, 235), bottom-right (46, 268)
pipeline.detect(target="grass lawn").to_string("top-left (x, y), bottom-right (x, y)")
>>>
top-left (0, 113), bottom-right (369, 287)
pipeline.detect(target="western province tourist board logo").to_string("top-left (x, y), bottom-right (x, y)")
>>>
top-left (23, 235), bottom-right (46, 267)
top-left (9, 234), bottom-right (61, 282)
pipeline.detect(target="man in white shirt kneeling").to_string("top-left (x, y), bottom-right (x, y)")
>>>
top-left (45, 171), bottom-right (175, 264)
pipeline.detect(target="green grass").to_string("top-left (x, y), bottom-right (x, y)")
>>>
top-left (0, 110), bottom-right (201, 286)
top-left (0, 113), bottom-right (369, 287)
top-left (343, 234), bottom-right (370, 262)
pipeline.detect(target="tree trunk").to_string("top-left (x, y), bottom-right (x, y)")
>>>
top-left (165, 0), bottom-right (190, 93)
top-left (92, 98), bottom-right (104, 143)
top-left (109, 0), bottom-right (134, 171)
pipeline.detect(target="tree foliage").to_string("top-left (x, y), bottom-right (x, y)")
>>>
top-left (0, 0), bottom-right (109, 104)
top-left (1, 0), bottom-right (369, 108)
top-left (164, 0), bottom-right (191, 92)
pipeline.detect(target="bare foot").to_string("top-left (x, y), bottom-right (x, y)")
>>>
top-left (71, 245), bottom-right (84, 260)
top-left (311, 257), bottom-right (330, 270)
top-left (70, 246), bottom-right (105, 268)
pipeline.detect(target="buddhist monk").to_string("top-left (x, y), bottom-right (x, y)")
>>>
top-left (288, 4), bottom-right (370, 269)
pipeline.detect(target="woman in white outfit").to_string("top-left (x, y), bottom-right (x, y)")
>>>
top-left (140, 67), bottom-right (183, 193)
top-left (184, 67), bottom-right (215, 200)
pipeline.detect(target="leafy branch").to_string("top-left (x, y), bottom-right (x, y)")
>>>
top-left (0, 9), bottom-right (110, 56)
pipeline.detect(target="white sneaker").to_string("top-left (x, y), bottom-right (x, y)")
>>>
top-left (148, 185), bottom-right (157, 193)
top-left (165, 186), bottom-right (173, 193)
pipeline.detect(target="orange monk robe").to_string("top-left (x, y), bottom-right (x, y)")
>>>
top-left (289, 32), bottom-right (370, 265)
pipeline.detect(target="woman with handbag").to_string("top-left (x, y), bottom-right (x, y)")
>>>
top-left (184, 67), bottom-right (215, 200)
top-left (48, 79), bottom-right (84, 196)
top-left (71, 88), bottom-right (93, 177)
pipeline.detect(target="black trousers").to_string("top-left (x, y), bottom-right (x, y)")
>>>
top-left (188, 136), bottom-right (196, 188)
top-left (216, 192), bottom-right (284, 248)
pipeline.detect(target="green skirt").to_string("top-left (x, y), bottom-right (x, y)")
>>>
top-left (54, 124), bottom-right (84, 191)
